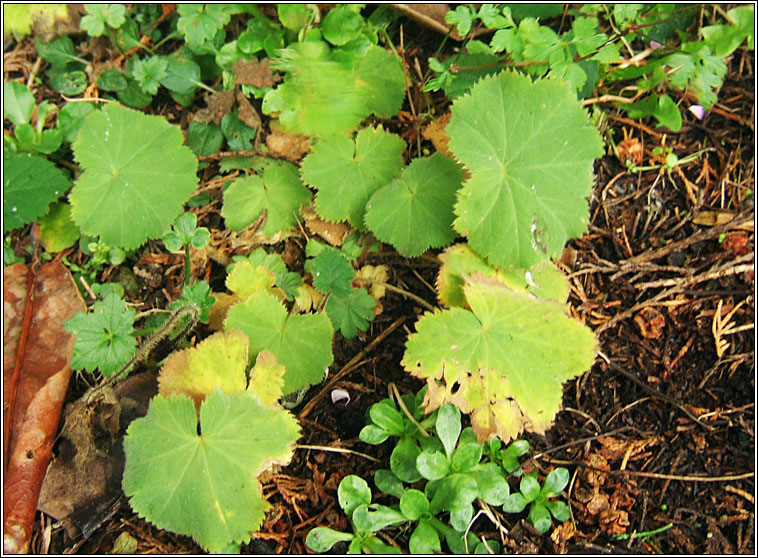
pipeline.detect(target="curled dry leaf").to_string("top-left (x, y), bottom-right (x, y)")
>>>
top-left (421, 111), bottom-right (453, 159)
top-left (301, 203), bottom-right (352, 247)
top-left (634, 307), bottom-right (665, 339)
top-left (3, 261), bottom-right (86, 554)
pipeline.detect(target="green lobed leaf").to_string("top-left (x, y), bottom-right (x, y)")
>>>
top-left (310, 248), bottom-right (354, 296)
top-left (350, 45), bottom-right (406, 119)
top-left (321, 5), bottom-right (365, 46)
top-left (177, 4), bottom-right (231, 48)
top-left (364, 153), bottom-right (464, 257)
top-left (448, 71), bottom-right (603, 269)
top-left (231, 248), bottom-right (301, 300)
top-left (325, 288), bottom-right (376, 339)
top-left (4, 153), bottom-right (70, 233)
top-left (57, 102), bottom-right (97, 143)
top-left (131, 56), bottom-right (169, 95)
top-left (168, 280), bottom-right (215, 322)
top-left (225, 290), bottom-right (334, 394)
top-left (221, 160), bottom-right (310, 236)
top-left (70, 103), bottom-right (198, 250)
top-left (64, 292), bottom-right (137, 376)
top-left (403, 274), bottom-right (597, 442)
top-left (437, 243), bottom-right (571, 308)
top-left (301, 127), bottom-right (405, 230)
top-left (122, 390), bottom-right (300, 552)
top-left (160, 57), bottom-right (202, 96)
top-left (80, 4), bottom-right (126, 36)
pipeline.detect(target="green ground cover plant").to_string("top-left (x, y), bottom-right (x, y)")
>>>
top-left (2, 3), bottom-right (753, 554)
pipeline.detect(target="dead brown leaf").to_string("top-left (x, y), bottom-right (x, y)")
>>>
top-left (233, 58), bottom-right (280, 88)
top-left (193, 89), bottom-right (235, 125)
top-left (301, 203), bottom-right (352, 247)
top-left (265, 125), bottom-right (311, 162)
top-left (421, 111), bottom-right (453, 158)
top-left (3, 261), bottom-right (86, 553)
top-left (236, 89), bottom-right (262, 134)
top-left (634, 307), bottom-right (665, 339)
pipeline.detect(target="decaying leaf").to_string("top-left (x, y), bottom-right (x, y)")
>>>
top-left (236, 89), bottom-right (262, 134)
top-left (193, 89), bottom-right (235, 125)
top-left (402, 273), bottom-right (597, 442)
top-left (421, 111), bottom-right (453, 158)
top-left (37, 372), bottom-right (158, 540)
top-left (301, 203), bottom-right (352, 247)
top-left (265, 124), bottom-right (311, 162)
top-left (3, 261), bottom-right (85, 554)
top-left (233, 58), bottom-right (280, 88)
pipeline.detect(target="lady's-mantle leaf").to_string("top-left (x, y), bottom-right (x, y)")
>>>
top-left (448, 71), bottom-right (603, 269)
top-left (402, 274), bottom-right (597, 442)
top-left (63, 292), bottom-right (136, 376)
top-left (4, 153), bottom-right (70, 233)
top-left (122, 390), bottom-right (300, 552)
top-left (222, 160), bottom-right (310, 236)
top-left (158, 330), bottom-right (249, 408)
top-left (70, 103), bottom-right (198, 249)
top-left (437, 243), bottom-right (569, 308)
top-left (301, 127), bottom-right (405, 229)
top-left (364, 153), bottom-right (464, 257)
top-left (310, 248), bottom-right (354, 297)
top-left (226, 291), bottom-right (334, 394)
top-left (325, 288), bottom-right (376, 339)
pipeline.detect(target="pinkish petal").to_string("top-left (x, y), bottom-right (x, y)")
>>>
top-left (650, 40), bottom-right (663, 50)
top-left (688, 104), bottom-right (705, 120)
top-left (331, 389), bottom-right (350, 405)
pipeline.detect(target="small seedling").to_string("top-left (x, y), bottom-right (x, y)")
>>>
top-left (503, 468), bottom-right (571, 533)
top-left (162, 212), bottom-right (210, 286)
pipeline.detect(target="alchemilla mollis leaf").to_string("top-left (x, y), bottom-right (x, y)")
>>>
top-left (122, 390), bottom-right (300, 552)
top-left (221, 160), bottom-right (310, 236)
top-left (402, 274), bottom-right (597, 442)
top-left (301, 127), bottom-right (405, 229)
top-left (225, 291), bottom-right (334, 394)
top-left (70, 102), bottom-right (198, 249)
top-left (447, 71), bottom-right (603, 269)
top-left (364, 153), bottom-right (464, 258)
top-left (4, 152), bottom-right (71, 233)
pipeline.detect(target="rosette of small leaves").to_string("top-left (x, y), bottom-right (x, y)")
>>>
top-left (168, 281), bottom-right (215, 323)
top-left (503, 468), bottom-right (571, 533)
top-left (486, 438), bottom-right (531, 476)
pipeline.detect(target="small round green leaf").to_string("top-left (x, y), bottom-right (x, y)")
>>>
top-left (409, 520), bottom-right (441, 554)
top-left (503, 492), bottom-right (528, 514)
top-left (469, 463), bottom-right (510, 506)
top-left (70, 103), bottom-right (198, 249)
top-left (428, 473), bottom-right (478, 513)
top-left (306, 527), bottom-right (354, 552)
top-left (520, 473), bottom-right (541, 502)
top-left (528, 502), bottom-right (553, 533)
top-left (436, 403), bottom-right (461, 460)
top-left (543, 467), bottom-right (569, 496)
top-left (399, 489), bottom-right (430, 521)
top-left (451, 443), bottom-right (483, 473)
top-left (390, 437), bottom-right (422, 483)
top-left (374, 469), bottom-right (405, 499)
top-left (416, 450), bottom-right (450, 481)
top-left (352, 504), bottom-right (407, 533)
top-left (546, 499), bottom-right (571, 522)
top-left (359, 424), bottom-right (390, 445)
top-left (368, 400), bottom-right (405, 436)
top-left (338, 475), bottom-right (372, 518)
top-left (4, 81), bottom-right (35, 125)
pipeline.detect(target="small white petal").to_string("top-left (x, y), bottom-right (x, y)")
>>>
top-left (331, 389), bottom-right (350, 405)
top-left (688, 105), bottom-right (705, 120)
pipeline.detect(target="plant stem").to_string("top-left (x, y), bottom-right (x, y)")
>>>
top-left (184, 244), bottom-right (191, 286)
top-left (353, 277), bottom-right (437, 312)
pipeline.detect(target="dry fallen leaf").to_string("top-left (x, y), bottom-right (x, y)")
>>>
top-left (233, 58), bottom-right (280, 88)
top-left (422, 111), bottom-right (453, 158)
top-left (193, 90), bottom-right (235, 125)
top-left (634, 307), bottom-right (665, 339)
top-left (301, 203), bottom-right (352, 247)
top-left (3, 261), bottom-right (86, 553)
top-left (265, 121), bottom-right (311, 162)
